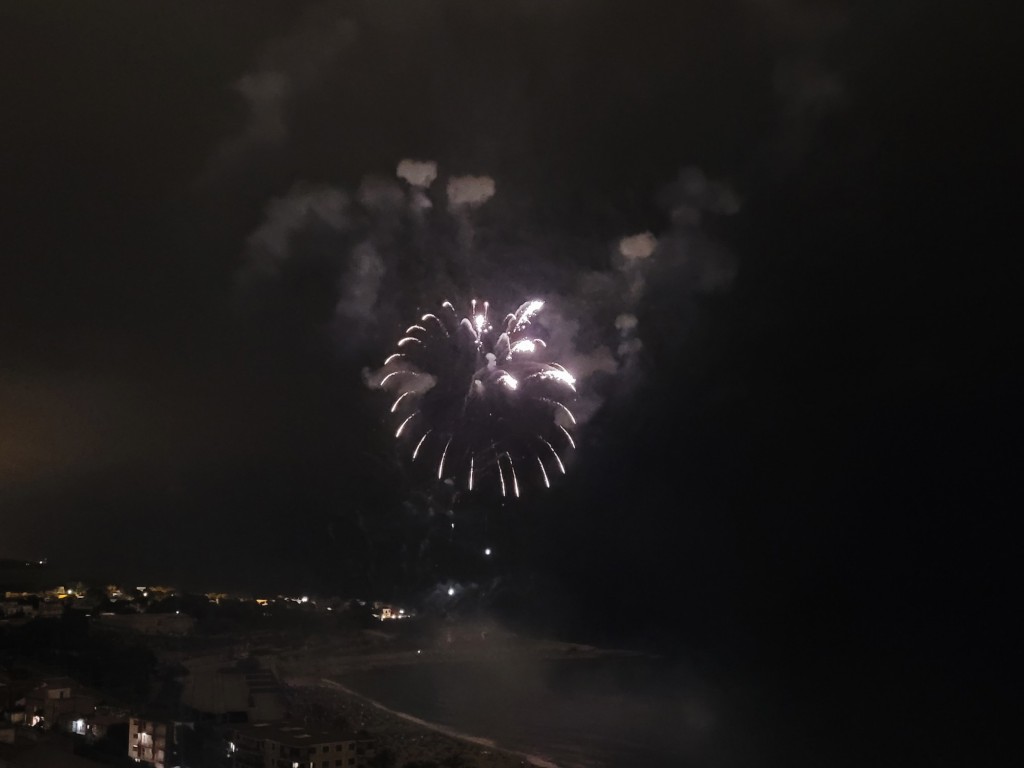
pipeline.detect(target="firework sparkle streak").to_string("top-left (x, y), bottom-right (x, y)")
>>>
top-left (380, 299), bottom-right (577, 495)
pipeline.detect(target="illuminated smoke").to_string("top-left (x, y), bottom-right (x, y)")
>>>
top-left (397, 159), bottom-right (439, 188)
top-left (446, 175), bottom-right (496, 208)
top-left (238, 159), bottom-right (739, 475)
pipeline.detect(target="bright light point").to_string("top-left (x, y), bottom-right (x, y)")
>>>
top-left (510, 339), bottom-right (537, 355)
top-left (474, 314), bottom-right (486, 332)
top-left (497, 372), bottom-right (519, 390)
top-left (447, 587), bottom-right (455, 596)
top-left (484, 548), bottom-right (492, 556)
top-left (451, 522), bottom-right (455, 529)
top-left (301, 596), bottom-right (309, 603)
top-left (417, 649), bottom-right (422, 654)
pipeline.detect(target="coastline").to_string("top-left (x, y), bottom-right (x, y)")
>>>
top-left (272, 627), bottom-right (649, 767)
top-left (318, 677), bottom-right (563, 768)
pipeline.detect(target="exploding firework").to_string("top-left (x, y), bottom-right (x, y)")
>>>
top-left (379, 299), bottom-right (577, 497)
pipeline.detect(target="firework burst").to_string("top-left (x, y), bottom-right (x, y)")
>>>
top-left (379, 299), bottom-right (577, 497)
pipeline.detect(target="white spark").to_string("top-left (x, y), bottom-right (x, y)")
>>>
top-left (529, 369), bottom-right (576, 391)
top-left (383, 353), bottom-right (404, 366)
top-left (557, 424), bottom-right (576, 449)
top-left (412, 431), bottom-right (430, 460)
top-left (421, 312), bottom-right (449, 336)
top-left (380, 370), bottom-right (413, 387)
top-left (506, 454), bottom-right (520, 497)
top-left (513, 300), bottom-right (544, 332)
top-left (390, 392), bottom-right (412, 412)
top-left (438, 437), bottom-right (452, 479)
top-left (395, 413), bottom-right (416, 437)
top-left (468, 455), bottom-right (474, 491)
top-left (541, 438), bottom-right (566, 473)
top-left (397, 337), bottom-right (421, 347)
top-left (496, 450), bottom-right (507, 497)
top-left (536, 455), bottom-right (551, 488)
top-left (510, 339), bottom-right (537, 355)
top-left (497, 372), bottom-right (519, 390)
top-left (555, 402), bottom-right (576, 424)
top-left (405, 324), bottom-right (427, 334)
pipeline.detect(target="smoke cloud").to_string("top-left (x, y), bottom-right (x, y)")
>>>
top-left (235, 159), bottom-right (738, 436)
top-left (204, 1), bottom-right (358, 183)
top-left (446, 175), bottom-right (497, 209)
top-left (744, 0), bottom-right (850, 169)
top-left (397, 159), bottom-right (439, 189)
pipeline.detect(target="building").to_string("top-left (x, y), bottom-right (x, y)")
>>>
top-left (23, 679), bottom-right (95, 730)
top-left (128, 715), bottom-right (191, 768)
top-left (0, 601), bottom-right (34, 619)
top-left (230, 722), bottom-right (375, 768)
top-left (59, 704), bottom-right (128, 740)
top-left (181, 658), bottom-right (285, 722)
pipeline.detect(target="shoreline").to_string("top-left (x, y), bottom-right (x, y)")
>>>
top-left (271, 629), bottom-right (649, 767)
top-left (318, 678), bottom-right (563, 768)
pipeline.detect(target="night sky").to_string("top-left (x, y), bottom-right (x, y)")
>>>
top-left (1, 1), bottom-right (1019, 763)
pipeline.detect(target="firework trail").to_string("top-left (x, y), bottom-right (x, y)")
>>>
top-left (379, 299), bottom-right (577, 497)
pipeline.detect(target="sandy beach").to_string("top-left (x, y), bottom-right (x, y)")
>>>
top-left (283, 676), bottom-right (563, 768)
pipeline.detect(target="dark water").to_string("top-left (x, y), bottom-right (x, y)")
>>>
top-left (337, 654), bottom-right (742, 768)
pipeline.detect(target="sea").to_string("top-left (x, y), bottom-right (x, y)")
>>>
top-left (333, 653), bottom-right (748, 768)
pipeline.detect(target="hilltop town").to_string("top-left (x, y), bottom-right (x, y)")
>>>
top-left (1, 560), bottom-right (608, 768)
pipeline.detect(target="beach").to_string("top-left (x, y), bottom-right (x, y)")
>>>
top-left (283, 675), bottom-right (561, 768)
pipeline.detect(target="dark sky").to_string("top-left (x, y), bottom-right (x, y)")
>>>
top-left (0, 1), bottom-right (1019, 762)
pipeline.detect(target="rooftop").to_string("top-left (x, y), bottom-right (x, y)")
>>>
top-left (234, 721), bottom-right (371, 749)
